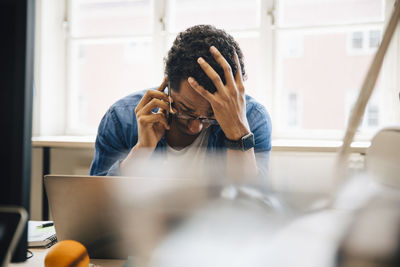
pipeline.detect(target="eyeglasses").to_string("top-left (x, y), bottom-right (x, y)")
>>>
top-left (173, 112), bottom-right (218, 125)
top-left (168, 86), bottom-right (218, 125)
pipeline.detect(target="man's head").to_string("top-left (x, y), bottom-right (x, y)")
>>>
top-left (165, 24), bottom-right (246, 93)
top-left (164, 25), bottom-right (246, 137)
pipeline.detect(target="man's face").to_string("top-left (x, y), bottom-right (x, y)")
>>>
top-left (170, 80), bottom-right (215, 136)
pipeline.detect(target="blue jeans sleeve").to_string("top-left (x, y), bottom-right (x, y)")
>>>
top-left (89, 108), bottom-right (129, 176)
top-left (248, 102), bottom-right (272, 183)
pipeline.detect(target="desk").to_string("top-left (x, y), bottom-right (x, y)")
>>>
top-left (18, 167), bottom-right (377, 266)
top-left (9, 248), bottom-right (126, 267)
top-left (10, 205), bottom-right (351, 267)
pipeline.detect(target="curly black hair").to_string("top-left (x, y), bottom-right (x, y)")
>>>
top-left (164, 25), bottom-right (246, 93)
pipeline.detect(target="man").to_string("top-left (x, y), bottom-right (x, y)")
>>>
top-left (90, 25), bottom-right (271, 181)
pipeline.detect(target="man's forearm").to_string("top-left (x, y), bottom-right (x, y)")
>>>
top-left (120, 144), bottom-right (155, 176)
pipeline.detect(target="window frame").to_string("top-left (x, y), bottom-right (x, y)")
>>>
top-left (33, 0), bottom-right (400, 145)
top-left (272, 0), bottom-right (400, 141)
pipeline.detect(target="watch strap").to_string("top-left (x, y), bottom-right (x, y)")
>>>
top-left (224, 132), bottom-right (255, 151)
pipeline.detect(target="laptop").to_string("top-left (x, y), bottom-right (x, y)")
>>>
top-left (44, 175), bottom-right (207, 259)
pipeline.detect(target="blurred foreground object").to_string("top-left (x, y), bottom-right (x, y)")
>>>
top-left (44, 240), bottom-right (89, 267)
top-left (337, 127), bottom-right (400, 266)
top-left (337, 194), bottom-right (400, 267)
top-left (365, 127), bottom-right (400, 188)
top-left (338, 0), bottom-right (400, 166)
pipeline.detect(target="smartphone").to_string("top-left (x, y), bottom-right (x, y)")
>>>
top-left (166, 84), bottom-right (173, 125)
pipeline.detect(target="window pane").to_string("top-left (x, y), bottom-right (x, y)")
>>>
top-left (233, 33), bottom-right (260, 99)
top-left (168, 0), bottom-right (260, 33)
top-left (369, 30), bottom-right (381, 48)
top-left (288, 92), bottom-right (299, 127)
top-left (69, 39), bottom-right (155, 132)
top-left (276, 28), bottom-right (382, 132)
top-left (352, 31), bottom-right (363, 49)
top-left (69, 0), bottom-right (153, 37)
top-left (367, 105), bottom-right (379, 127)
top-left (275, 0), bottom-right (385, 137)
top-left (345, 89), bottom-right (381, 131)
top-left (278, 0), bottom-right (384, 27)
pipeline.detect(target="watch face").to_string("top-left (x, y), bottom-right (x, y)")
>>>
top-left (242, 132), bottom-right (255, 151)
top-left (225, 132), bottom-right (255, 151)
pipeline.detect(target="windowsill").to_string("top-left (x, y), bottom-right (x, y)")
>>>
top-left (32, 135), bottom-right (370, 153)
top-left (272, 139), bottom-right (370, 153)
top-left (32, 135), bottom-right (95, 149)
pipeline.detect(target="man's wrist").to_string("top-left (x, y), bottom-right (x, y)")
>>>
top-left (136, 140), bottom-right (157, 150)
top-left (224, 122), bottom-right (250, 141)
top-left (225, 132), bottom-right (255, 151)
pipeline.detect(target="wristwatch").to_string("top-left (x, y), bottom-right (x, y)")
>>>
top-left (224, 132), bottom-right (255, 151)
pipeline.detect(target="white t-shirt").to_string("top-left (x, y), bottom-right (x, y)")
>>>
top-left (164, 129), bottom-right (210, 178)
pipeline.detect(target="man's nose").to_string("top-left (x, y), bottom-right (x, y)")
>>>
top-left (187, 119), bottom-right (203, 134)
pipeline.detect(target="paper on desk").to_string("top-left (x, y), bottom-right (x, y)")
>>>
top-left (28, 220), bottom-right (56, 247)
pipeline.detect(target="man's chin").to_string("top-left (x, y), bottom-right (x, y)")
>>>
top-left (182, 128), bottom-right (202, 136)
top-left (177, 124), bottom-right (201, 136)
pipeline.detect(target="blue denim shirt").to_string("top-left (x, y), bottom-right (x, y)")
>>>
top-left (90, 89), bottom-right (272, 177)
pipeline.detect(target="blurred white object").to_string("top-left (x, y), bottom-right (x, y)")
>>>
top-left (365, 127), bottom-right (400, 188)
top-left (336, 194), bottom-right (400, 267)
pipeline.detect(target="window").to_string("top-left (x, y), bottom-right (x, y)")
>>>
top-left (275, 0), bottom-right (387, 139)
top-left (36, 0), bottom-right (400, 142)
top-left (67, 0), bottom-right (157, 133)
top-left (367, 105), bottom-right (380, 127)
top-left (65, 0), bottom-right (262, 134)
top-left (369, 29), bottom-right (381, 48)
top-left (352, 31), bottom-right (364, 49)
top-left (348, 29), bottom-right (382, 53)
top-left (345, 89), bottom-right (381, 132)
top-left (287, 92), bottom-right (300, 128)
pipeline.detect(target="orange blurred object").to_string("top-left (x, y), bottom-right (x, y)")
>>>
top-left (44, 240), bottom-right (90, 267)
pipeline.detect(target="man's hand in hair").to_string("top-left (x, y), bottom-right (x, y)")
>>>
top-left (188, 46), bottom-right (250, 141)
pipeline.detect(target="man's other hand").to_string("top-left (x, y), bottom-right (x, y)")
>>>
top-left (135, 77), bottom-right (170, 149)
